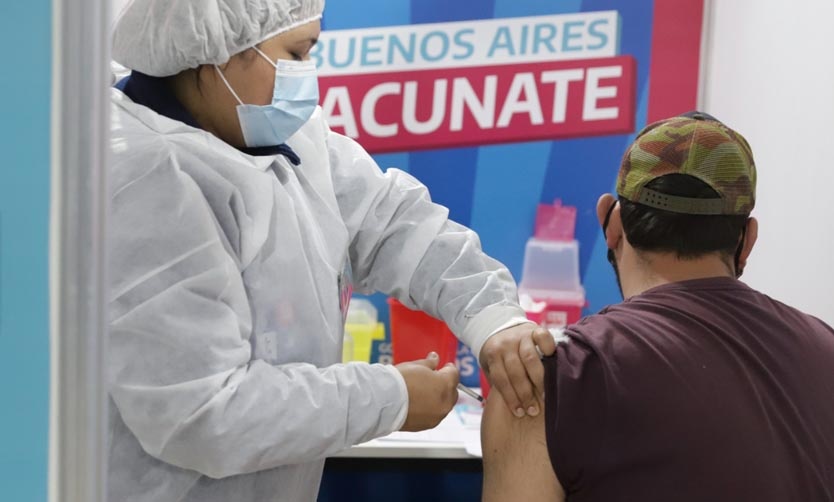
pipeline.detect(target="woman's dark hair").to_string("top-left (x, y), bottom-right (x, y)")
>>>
top-left (178, 48), bottom-right (261, 96)
top-left (619, 174), bottom-right (748, 259)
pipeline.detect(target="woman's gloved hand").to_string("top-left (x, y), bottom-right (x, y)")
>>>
top-left (396, 352), bottom-right (460, 432)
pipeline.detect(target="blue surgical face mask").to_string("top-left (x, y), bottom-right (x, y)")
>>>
top-left (215, 48), bottom-right (319, 148)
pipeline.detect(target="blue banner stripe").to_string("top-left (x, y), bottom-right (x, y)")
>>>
top-left (408, 149), bottom-right (479, 226)
top-left (494, 0), bottom-right (582, 17)
top-left (535, 0), bottom-right (654, 296)
top-left (582, 0), bottom-right (654, 91)
top-left (323, 0), bottom-right (411, 29)
top-left (581, 210), bottom-right (620, 311)
top-left (408, 0), bottom-right (497, 384)
top-left (581, 76), bottom-right (650, 314)
top-left (411, 0), bottom-right (495, 24)
top-left (372, 152), bottom-right (411, 174)
top-left (541, 135), bottom-right (626, 279)
top-left (327, 2), bottom-right (414, 338)
top-left (576, 0), bottom-right (654, 315)
top-left (470, 141), bottom-right (553, 278)
top-left (405, 0), bottom-right (495, 228)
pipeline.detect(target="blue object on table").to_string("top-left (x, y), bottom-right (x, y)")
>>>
top-left (319, 458), bottom-right (482, 502)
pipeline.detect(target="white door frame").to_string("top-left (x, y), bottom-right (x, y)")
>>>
top-left (48, 0), bottom-right (111, 500)
top-left (697, 0), bottom-right (714, 110)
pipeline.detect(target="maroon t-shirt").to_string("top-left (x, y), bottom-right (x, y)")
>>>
top-left (544, 277), bottom-right (834, 501)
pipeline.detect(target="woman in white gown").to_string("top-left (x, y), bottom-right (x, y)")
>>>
top-left (107, 1), bottom-right (554, 500)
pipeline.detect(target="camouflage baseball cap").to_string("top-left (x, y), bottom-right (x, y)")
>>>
top-left (617, 111), bottom-right (756, 215)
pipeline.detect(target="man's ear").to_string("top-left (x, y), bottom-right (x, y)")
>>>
top-left (596, 194), bottom-right (623, 250)
top-left (737, 217), bottom-right (758, 274)
top-left (596, 194), bottom-right (615, 226)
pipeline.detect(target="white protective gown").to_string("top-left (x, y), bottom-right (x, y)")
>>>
top-left (108, 88), bottom-right (526, 502)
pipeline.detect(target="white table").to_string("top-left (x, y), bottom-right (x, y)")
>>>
top-left (332, 396), bottom-right (484, 460)
top-left (321, 394), bottom-right (485, 502)
top-left (333, 438), bottom-right (476, 459)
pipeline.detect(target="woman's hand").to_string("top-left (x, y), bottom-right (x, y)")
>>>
top-left (396, 353), bottom-right (460, 432)
top-left (479, 323), bottom-right (556, 418)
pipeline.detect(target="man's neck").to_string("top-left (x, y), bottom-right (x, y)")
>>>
top-left (620, 250), bottom-right (735, 299)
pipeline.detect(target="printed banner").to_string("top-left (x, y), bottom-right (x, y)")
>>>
top-left (321, 56), bottom-right (636, 152)
top-left (322, 0), bottom-right (705, 386)
top-left (317, 12), bottom-right (638, 152)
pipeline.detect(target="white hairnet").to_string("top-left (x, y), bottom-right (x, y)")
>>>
top-left (113, 0), bottom-right (325, 77)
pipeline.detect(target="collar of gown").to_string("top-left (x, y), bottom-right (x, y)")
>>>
top-left (116, 71), bottom-right (302, 167)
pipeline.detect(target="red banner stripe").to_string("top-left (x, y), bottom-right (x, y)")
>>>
top-left (319, 56), bottom-right (636, 154)
top-left (647, 0), bottom-right (705, 122)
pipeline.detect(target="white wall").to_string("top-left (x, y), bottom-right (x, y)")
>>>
top-left (702, 0), bottom-right (834, 325)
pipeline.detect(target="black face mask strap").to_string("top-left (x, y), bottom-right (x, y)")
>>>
top-left (602, 200), bottom-right (618, 264)
top-left (601, 199), bottom-right (625, 298)
top-left (733, 220), bottom-right (749, 278)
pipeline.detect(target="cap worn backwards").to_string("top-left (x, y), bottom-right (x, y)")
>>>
top-left (616, 111), bottom-right (757, 216)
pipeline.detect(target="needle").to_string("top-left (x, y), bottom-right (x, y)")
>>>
top-left (457, 383), bottom-right (484, 403)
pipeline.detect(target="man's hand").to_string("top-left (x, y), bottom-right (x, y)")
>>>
top-left (480, 323), bottom-right (556, 417)
top-left (396, 352), bottom-right (460, 431)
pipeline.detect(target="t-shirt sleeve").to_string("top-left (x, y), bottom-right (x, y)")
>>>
top-left (543, 333), bottom-right (609, 492)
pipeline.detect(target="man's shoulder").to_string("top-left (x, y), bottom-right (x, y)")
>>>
top-left (562, 300), bottom-right (647, 343)
top-left (563, 277), bottom-right (765, 342)
top-left (557, 293), bottom-right (699, 369)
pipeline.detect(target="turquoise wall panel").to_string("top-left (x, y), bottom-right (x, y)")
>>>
top-left (0, 1), bottom-right (52, 500)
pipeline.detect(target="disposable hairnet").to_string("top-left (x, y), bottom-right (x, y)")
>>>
top-left (113, 0), bottom-right (325, 77)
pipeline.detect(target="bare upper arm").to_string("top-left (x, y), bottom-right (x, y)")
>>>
top-left (481, 390), bottom-right (565, 502)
